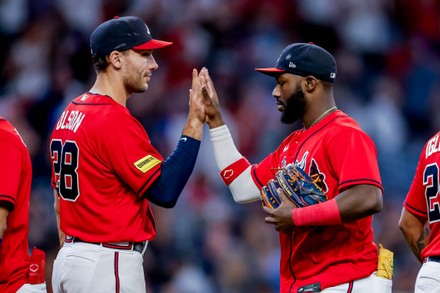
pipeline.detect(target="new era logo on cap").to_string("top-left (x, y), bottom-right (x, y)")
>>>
top-left (90, 16), bottom-right (172, 56)
top-left (255, 43), bottom-right (337, 82)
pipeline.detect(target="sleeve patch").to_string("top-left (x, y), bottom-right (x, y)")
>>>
top-left (134, 155), bottom-right (162, 173)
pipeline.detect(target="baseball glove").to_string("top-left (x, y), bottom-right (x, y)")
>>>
top-left (260, 163), bottom-right (327, 209)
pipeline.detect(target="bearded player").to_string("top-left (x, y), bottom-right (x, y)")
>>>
top-left (200, 43), bottom-right (392, 292)
top-left (50, 16), bottom-right (207, 292)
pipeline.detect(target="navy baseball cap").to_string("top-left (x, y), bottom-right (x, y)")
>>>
top-left (90, 16), bottom-right (172, 56)
top-left (255, 43), bottom-right (337, 82)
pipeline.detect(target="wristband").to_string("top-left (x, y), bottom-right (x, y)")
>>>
top-left (220, 157), bottom-right (251, 185)
top-left (292, 199), bottom-right (342, 226)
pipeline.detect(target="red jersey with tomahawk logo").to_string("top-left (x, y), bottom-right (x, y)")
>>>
top-left (404, 130), bottom-right (440, 259)
top-left (49, 93), bottom-right (163, 243)
top-left (251, 110), bottom-right (383, 292)
top-left (0, 117), bottom-right (31, 293)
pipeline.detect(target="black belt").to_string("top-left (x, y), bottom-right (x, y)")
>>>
top-left (426, 256), bottom-right (440, 263)
top-left (66, 236), bottom-right (146, 254)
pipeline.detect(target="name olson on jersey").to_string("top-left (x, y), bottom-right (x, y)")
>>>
top-left (56, 110), bottom-right (85, 133)
top-left (426, 134), bottom-right (440, 158)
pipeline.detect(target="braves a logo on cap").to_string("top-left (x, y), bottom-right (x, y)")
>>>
top-left (289, 62), bottom-right (296, 68)
top-left (144, 24), bottom-right (151, 35)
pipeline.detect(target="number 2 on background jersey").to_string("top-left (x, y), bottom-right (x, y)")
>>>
top-left (424, 163), bottom-right (440, 222)
top-left (50, 139), bottom-right (80, 201)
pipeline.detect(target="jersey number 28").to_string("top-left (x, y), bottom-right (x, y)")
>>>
top-left (50, 139), bottom-right (80, 201)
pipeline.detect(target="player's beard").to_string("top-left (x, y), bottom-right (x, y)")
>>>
top-left (281, 85), bottom-right (306, 124)
top-left (124, 70), bottom-right (148, 94)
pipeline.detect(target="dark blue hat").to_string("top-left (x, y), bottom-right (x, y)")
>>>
top-left (255, 43), bottom-right (337, 82)
top-left (90, 16), bottom-right (172, 56)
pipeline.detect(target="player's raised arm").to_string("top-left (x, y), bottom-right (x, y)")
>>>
top-left (145, 69), bottom-right (205, 208)
top-left (199, 68), bottom-right (261, 203)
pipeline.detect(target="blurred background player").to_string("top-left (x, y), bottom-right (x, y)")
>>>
top-left (399, 130), bottom-right (440, 293)
top-left (49, 16), bottom-right (207, 292)
top-left (200, 43), bottom-right (392, 292)
top-left (0, 116), bottom-right (47, 293)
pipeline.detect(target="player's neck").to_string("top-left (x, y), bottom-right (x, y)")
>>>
top-left (304, 105), bottom-right (337, 129)
top-left (90, 76), bottom-right (128, 107)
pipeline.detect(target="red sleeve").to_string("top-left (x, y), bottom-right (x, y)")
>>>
top-left (252, 132), bottom-right (298, 188)
top-left (328, 127), bottom-right (383, 192)
top-left (0, 138), bottom-right (22, 208)
top-left (404, 144), bottom-right (429, 219)
top-left (101, 121), bottom-right (164, 195)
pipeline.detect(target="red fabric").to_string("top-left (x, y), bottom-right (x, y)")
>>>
top-left (0, 117), bottom-right (31, 293)
top-left (49, 93), bottom-right (162, 243)
top-left (252, 110), bottom-right (381, 292)
top-left (404, 130), bottom-right (440, 259)
top-left (27, 248), bottom-right (46, 284)
top-left (220, 157), bottom-right (251, 185)
top-left (292, 199), bottom-right (341, 226)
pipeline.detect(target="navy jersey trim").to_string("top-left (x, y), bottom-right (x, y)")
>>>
top-left (405, 202), bottom-right (426, 216)
top-left (252, 166), bottom-right (265, 188)
top-left (339, 178), bottom-right (382, 188)
top-left (137, 168), bottom-right (161, 194)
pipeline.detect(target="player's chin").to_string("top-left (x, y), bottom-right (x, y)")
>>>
top-left (132, 84), bottom-right (149, 93)
top-left (140, 81), bottom-right (150, 91)
top-left (277, 105), bottom-right (285, 112)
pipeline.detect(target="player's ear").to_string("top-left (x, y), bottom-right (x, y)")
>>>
top-left (107, 51), bottom-right (123, 69)
top-left (303, 76), bottom-right (318, 93)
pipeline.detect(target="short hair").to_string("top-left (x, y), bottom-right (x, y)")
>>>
top-left (91, 50), bottom-right (129, 72)
top-left (91, 53), bottom-right (109, 72)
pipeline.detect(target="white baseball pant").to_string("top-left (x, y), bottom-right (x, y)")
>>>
top-left (321, 272), bottom-right (392, 293)
top-left (415, 260), bottom-right (440, 293)
top-left (52, 241), bottom-right (146, 293)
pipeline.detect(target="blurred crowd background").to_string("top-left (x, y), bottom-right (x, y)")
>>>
top-left (1, 0), bottom-right (440, 292)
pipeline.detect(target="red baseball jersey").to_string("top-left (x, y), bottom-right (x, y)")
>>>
top-left (404, 130), bottom-right (440, 259)
top-left (49, 93), bottom-right (163, 243)
top-left (0, 117), bottom-right (31, 293)
top-left (252, 110), bottom-right (383, 292)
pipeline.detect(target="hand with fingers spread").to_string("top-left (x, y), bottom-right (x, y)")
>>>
top-left (183, 68), bottom-right (206, 140)
top-left (198, 67), bottom-right (225, 128)
top-left (263, 188), bottom-right (297, 232)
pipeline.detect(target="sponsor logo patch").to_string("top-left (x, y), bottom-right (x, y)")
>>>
top-left (134, 155), bottom-right (161, 173)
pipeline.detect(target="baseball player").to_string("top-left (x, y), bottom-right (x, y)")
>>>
top-left (0, 116), bottom-right (47, 293)
top-left (199, 43), bottom-right (392, 292)
top-left (399, 130), bottom-right (440, 292)
top-left (49, 16), bottom-right (207, 292)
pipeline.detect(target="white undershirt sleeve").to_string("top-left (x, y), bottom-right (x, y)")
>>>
top-left (209, 125), bottom-right (261, 203)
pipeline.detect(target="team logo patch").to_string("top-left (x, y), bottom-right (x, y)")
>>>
top-left (134, 155), bottom-right (161, 173)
